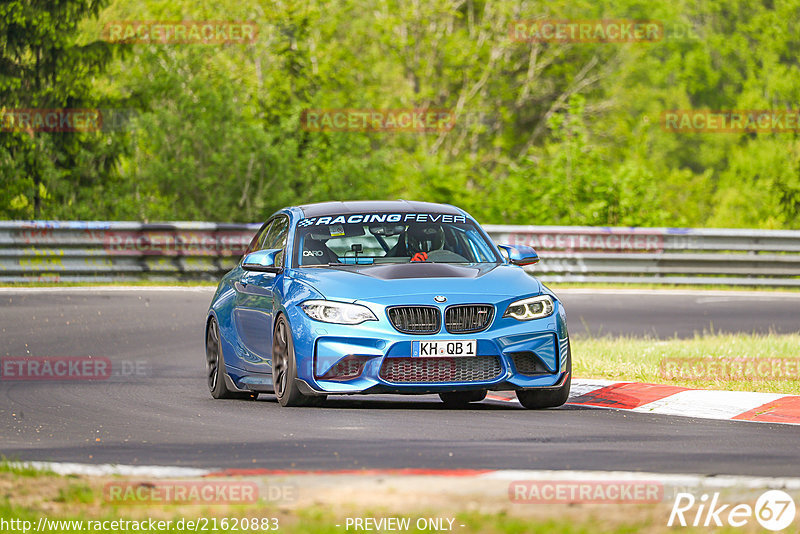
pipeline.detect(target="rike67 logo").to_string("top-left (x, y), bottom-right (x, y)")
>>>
top-left (669, 490), bottom-right (796, 531)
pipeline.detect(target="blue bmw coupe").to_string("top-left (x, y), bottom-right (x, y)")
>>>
top-left (206, 200), bottom-right (571, 408)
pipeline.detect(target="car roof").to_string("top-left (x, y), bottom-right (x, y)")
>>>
top-left (296, 200), bottom-right (464, 218)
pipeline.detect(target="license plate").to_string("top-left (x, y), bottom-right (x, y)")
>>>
top-left (412, 340), bottom-right (477, 357)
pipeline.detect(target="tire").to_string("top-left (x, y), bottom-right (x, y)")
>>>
top-left (516, 344), bottom-right (572, 409)
top-left (439, 390), bottom-right (487, 408)
top-left (206, 317), bottom-right (254, 400)
top-left (272, 315), bottom-right (326, 407)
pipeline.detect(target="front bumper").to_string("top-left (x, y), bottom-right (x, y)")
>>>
top-left (291, 303), bottom-right (570, 395)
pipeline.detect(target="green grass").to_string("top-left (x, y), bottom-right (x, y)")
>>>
top-left (454, 511), bottom-right (649, 534)
top-left (55, 482), bottom-right (95, 504)
top-left (573, 332), bottom-right (800, 394)
top-left (0, 466), bottom-right (777, 533)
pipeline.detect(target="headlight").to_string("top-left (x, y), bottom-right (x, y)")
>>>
top-left (300, 300), bottom-right (378, 325)
top-left (503, 295), bottom-right (555, 321)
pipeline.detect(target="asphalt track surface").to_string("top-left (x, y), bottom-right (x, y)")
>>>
top-left (1, 287), bottom-right (799, 476)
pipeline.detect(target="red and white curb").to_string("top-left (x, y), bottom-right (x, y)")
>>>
top-left (9, 462), bottom-right (800, 491)
top-left (488, 379), bottom-right (800, 425)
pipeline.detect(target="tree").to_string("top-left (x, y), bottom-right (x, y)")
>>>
top-left (0, 0), bottom-right (122, 218)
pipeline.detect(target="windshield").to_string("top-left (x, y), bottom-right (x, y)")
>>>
top-left (293, 213), bottom-right (501, 267)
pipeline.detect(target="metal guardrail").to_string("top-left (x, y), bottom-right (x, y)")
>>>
top-left (485, 225), bottom-right (800, 286)
top-left (1, 221), bottom-right (799, 286)
top-left (0, 221), bottom-right (260, 283)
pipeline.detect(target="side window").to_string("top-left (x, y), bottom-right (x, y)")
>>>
top-left (257, 220), bottom-right (278, 250)
top-left (274, 218), bottom-right (290, 249)
top-left (258, 217), bottom-right (289, 250)
top-left (261, 216), bottom-right (289, 267)
top-left (244, 221), bottom-right (272, 258)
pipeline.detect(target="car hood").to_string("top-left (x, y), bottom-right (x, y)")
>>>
top-left (288, 263), bottom-right (542, 301)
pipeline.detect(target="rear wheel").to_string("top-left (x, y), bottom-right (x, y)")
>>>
top-left (206, 317), bottom-right (254, 400)
top-left (272, 315), bottom-right (326, 407)
top-left (439, 390), bottom-right (487, 408)
top-left (516, 345), bottom-right (571, 409)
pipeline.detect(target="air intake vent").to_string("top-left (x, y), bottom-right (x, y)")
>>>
top-left (511, 352), bottom-right (551, 375)
top-left (316, 355), bottom-right (370, 381)
top-left (379, 356), bottom-right (502, 383)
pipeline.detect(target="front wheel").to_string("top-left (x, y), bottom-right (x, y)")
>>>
top-left (516, 344), bottom-right (571, 409)
top-left (272, 315), bottom-right (326, 407)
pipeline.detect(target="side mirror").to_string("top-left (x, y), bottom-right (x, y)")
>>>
top-left (242, 249), bottom-right (283, 273)
top-left (497, 244), bottom-right (539, 266)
